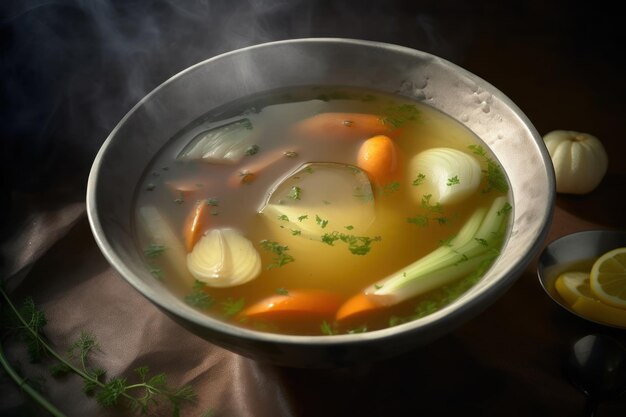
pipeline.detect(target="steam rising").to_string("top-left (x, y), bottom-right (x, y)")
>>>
top-left (0, 0), bottom-right (471, 196)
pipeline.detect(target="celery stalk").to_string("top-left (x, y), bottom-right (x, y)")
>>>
top-left (365, 196), bottom-right (509, 306)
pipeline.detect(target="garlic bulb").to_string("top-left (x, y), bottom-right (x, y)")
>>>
top-left (543, 130), bottom-right (608, 194)
top-left (408, 147), bottom-right (481, 205)
top-left (187, 228), bottom-right (261, 287)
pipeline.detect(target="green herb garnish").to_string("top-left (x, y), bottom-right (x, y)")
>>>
top-left (277, 214), bottom-right (289, 221)
top-left (221, 298), bottom-right (245, 318)
top-left (290, 229), bottom-right (302, 236)
top-left (468, 144), bottom-right (509, 193)
top-left (447, 175), bottom-right (460, 186)
top-left (245, 145), bottom-right (260, 156)
top-left (149, 266), bottom-right (164, 280)
top-left (144, 244), bottom-right (166, 258)
top-left (315, 215), bottom-right (328, 229)
top-left (497, 202), bottom-right (512, 216)
top-left (259, 240), bottom-right (295, 269)
top-left (0, 289), bottom-right (200, 416)
top-left (320, 320), bottom-right (335, 335)
top-left (407, 215), bottom-right (429, 227)
top-left (381, 181), bottom-right (400, 194)
top-left (184, 281), bottom-right (214, 310)
top-left (382, 103), bottom-right (420, 128)
top-left (320, 231), bottom-right (381, 255)
top-left (288, 186), bottom-right (302, 200)
top-left (421, 194), bottom-right (443, 213)
top-left (206, 197), bottom-right (219, 206)
top-left (412, 173), bottom-right (426, 186)
top-left (297, 215), bottom-right (308, 222)
top-left (347, 325), bottom-right (368, 334)
top-left (276, 288), bottom-right (289, 296)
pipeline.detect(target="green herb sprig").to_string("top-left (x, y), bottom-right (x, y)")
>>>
top-left (0, 287), bottom-right (205, 416)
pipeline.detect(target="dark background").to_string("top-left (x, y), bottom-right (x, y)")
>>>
top-left (2, 0), bottom-right (624, 223)
top-left (2, 1), bottom-right (626, 416)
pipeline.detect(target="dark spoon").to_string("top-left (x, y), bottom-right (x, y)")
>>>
top-left (568, 334), bottom-right (626, 416)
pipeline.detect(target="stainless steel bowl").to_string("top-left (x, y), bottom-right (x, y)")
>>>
top-left (87, 38), bottom-right (555, 367)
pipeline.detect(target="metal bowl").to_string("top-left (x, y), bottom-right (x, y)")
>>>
top-left (537, 229), bottom-right (626, 328)
top-left (87, 38), bottom-right (555, 367)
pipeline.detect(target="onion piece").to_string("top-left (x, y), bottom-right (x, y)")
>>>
top-left (177, 119), bottom-right (256, 164)
top-left (187, 228), bottom-right (261, 288)
top-left (259, 162), bottom-right (376, 240)
top-left (138, 206), bottom-right (195, 285)
top-left (408, 147), bottom-right (481, 205)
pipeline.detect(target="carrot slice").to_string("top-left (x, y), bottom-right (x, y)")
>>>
top-left (227, 147), bottom-right (295, 188)
top-left (336, 293), bottom-right (385, 322)
top-left (240, 289), bottom-right (343, 321)
top-left (292, 113), bottom-right (397, 141)
top-left (183, 200), bottom-right (208, 252)
top-left (357, 135), bottom-right (399, 186)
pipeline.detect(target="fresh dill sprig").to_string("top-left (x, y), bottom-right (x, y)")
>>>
top-left (0, 286), bottom-right (203, 416)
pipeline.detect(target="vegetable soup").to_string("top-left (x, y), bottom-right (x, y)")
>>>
top-left (134, 87), bottom-right (512, 336)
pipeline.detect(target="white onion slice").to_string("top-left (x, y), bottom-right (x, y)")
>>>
top-left (408, 147), bottom-right (481, 205)
top-left (177, 119), bottom-right (256, 164)
top-left (187, 228), bottom-right (261, 288)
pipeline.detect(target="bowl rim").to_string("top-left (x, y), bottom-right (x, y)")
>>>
top-left (87, 37), bottom-right (555, 347)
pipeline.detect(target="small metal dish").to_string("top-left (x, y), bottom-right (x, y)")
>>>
top-left (537, 229), bottom-right (626, 328)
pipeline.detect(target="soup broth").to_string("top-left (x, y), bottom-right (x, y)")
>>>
top-left (134, 87), bottom-right (512, 335)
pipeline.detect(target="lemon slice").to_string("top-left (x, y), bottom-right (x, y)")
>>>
top-left (570, 297), bottom-right (626, 328)
top-left (555, 269), bottom-right (626, 327)
top-left (589, 247), bottom-right (626, 309)
top-left (554, 271), bottom-right (595, 306)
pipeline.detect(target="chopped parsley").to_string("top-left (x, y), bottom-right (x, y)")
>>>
top-left (148, 266), bottom-right (164, 280)
top-left (381, 103), bottom-right (420, 129)
top-left (447, 175), bottom-right (460, 186)
top-left (259, 240), bottom-right (295, 269)
top-left (144, 244), bottom-right (166, 258)
top-left (421, 194), bottom-right (443, 213)
top-left (245, 144), bottom-right (260, 156)
top-left (468, 144), bottom-right (509, 193)
top-left (497, 202), bottom-right (513, 216)
top-left (347, 325), bottom-right (368, 334)
top-left (412, 173), bottom-right (426, 186)
top-left (315, 215), bottom-right (328, 229)
top-left (320, 231), bottom-right (382, 255)
top-left (284, 151), bottom-right (298, 158)
top-left (320, 320), bottom-right (335, 335)
top-left (288, 186), bottom-right (302, 200)
top-left (290, 229), bottom-right (302, 236)
top-left (380, 181), bottom-right (400, 194)
top-left (184, 281), bottom-right (214, 310)
top-left (297, 215), bottom-right (309, 222)
top-left (276, 288), bottom-right (289, 296)
top-left (277, 214), bottom-right (289, 221)
top-left (407, 215), bottom-right (429, 227)
top-left (206, 198), bottom-right (219, 206)
top-left (221, 298), bottom-right (245, 317)
top-left (345, 225), bottom-right (354, 230)
top-left (474, 237), bottom-right (488, 246)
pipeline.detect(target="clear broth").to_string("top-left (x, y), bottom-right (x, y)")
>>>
top-left (133, 86), bottom-right (512, 335)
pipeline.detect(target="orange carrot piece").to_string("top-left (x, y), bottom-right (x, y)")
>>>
top-left (292, 112), bottom-right (397, 141)
top-left (227, 148), bottom-right (295, 188)
top-left (240, 289), bottom-right (343, 321)
top-left (336, 293), bottom-right (385, 322)
top-left (183, 200), bottom-right (208, 252)
top-left (357, 135), bottom-right (399, 186)
top-left (166, 180), bottom-right (204, 197)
